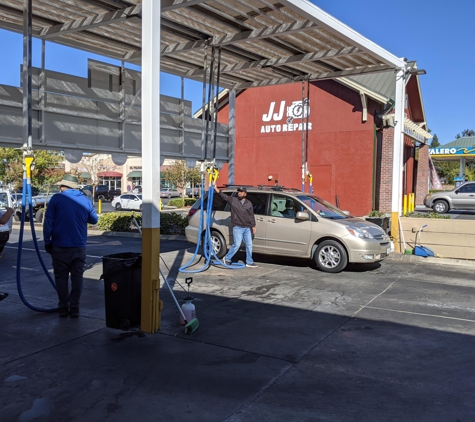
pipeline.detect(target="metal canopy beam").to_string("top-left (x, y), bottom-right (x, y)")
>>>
top-left (39, 4), bottom-right (142, 40)
top-left (0, 0), bottom-right (405, 87)
top-left (185, 46), bottom-right (361, 79)
top-left (233, 64), bottom-right (395, 90)
top-left (161, 20), bottom-right (317, 56)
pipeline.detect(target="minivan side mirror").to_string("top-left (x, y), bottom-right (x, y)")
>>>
top-left (296, 211), bottom-right (309, 221)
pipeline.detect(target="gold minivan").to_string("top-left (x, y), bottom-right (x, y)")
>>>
top-left (185, 186), bottom-right (391, 273)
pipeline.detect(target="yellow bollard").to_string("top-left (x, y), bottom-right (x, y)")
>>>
top-left (160, 199), bottom-right (162, 211)
top-left (403, 195), bottom-right (407, 216)
top-left (411, 193), bottom-right (415, 212)
top-left (98, 199), bottom-right (102, 214)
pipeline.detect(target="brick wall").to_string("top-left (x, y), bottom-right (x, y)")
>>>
top-left (378, 127), bottom-right (394, 212)
top-left (415, 144), bottom-right (429, 205)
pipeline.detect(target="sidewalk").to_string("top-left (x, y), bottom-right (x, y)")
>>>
top-left (1, 233), bottom-right (475, 421)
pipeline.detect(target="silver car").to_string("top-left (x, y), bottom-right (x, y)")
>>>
top-left (160, 188), bottom-right (181, 198)
top-left (424, 182), bottom-right (475, 213)
top-left (185, 186), bottom-right (391, 273)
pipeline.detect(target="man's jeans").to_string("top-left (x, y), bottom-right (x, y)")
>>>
top-left (225, 226), bottom-right (254, 265)
top-left (51, 247), bottom-right (86, 308)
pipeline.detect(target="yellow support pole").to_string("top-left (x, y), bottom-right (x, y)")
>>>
top-left (391, 211), bottom-right (400, 253)
top-left (411, 193), bottom-right (415, 212)
top-left (141, 227), bottom-right (162, 333)
top-left (403, 195), bottom-right (407, 216)
top-left (98, 199), bottom-right (102, 214)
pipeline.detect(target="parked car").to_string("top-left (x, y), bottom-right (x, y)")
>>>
top-left (84, 185), bottom-right (121, 201)
top-left (186, 186), bottom-right (201, 198)
top-left (0, 189), bottom-right (14, 253)
top-left (185, 185), bottom-right (391, 273)
top-left (424, 182), bottom-right (475, 213)
top-left (111, 194), bottom-right (143, 211)
top-left (132, 185), bottom-right (142, 194)
top-left (160, 188), bottom-right (180, 198)
top-left (12, 190), bottom-right (57, 223)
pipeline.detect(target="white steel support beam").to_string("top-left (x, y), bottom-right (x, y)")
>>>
top-left (391, 67), bottom-right (406, 252)
top-left (141, 0), bottom-right (162, 334)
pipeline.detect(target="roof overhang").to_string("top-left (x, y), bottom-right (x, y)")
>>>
top-left (404, 118), bottom-right (432, 144)
top-left (0, 0), bottom-right (405, 90)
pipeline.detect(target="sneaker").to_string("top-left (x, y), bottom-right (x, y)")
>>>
top-left (69, 307), bottom-right (80, 318)
top-left (224, 259), bottom-right (232, 265)
top-left (246, 263), bottom-right (258, 268)
top-left (59, 307), bottom-right (69, 318)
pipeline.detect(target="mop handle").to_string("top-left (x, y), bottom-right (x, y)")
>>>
top-left (159, 268), bottom-right (188, 323)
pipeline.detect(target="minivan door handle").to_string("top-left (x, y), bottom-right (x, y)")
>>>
top-left (256, 217), bottom-right (265, 222)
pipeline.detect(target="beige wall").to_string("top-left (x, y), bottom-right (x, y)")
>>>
top-left (400, 217), bottom-right (475, 260)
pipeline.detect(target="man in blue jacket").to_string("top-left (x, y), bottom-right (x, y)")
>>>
top-left (44, 174), bottom-right (98, 318)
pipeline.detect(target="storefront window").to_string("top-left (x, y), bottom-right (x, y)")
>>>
top-left (99, 177), bottom-right (121, 190)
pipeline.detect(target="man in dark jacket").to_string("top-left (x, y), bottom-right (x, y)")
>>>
top-left (43, 174), bottom-right (98, 318)
top-left (213, 186), bottom-right (257, 268)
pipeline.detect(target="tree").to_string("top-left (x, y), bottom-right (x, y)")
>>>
top-left (161, 160), bottom-right (201, 200)
top-left (0, 148), bottom-right (64, 191)
top-left (430, 134), bottom-right (440, 148)
top-left (455, 129), bottom-right (475, 139)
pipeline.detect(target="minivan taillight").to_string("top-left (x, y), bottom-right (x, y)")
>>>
top-left (188, 208), bottom-right (198, 219)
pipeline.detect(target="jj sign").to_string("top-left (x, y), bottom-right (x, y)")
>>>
top-left (261, 99), bottom-right (312, 134)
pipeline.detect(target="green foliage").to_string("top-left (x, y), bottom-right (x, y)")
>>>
top-left (430, 134), bottom-right (440, 148)
top-left (0, 148), bottom-right (64, 191)
top-left (368, 210), bottom-right (386, 217)
top-left (96, 211), bottom-right (188, 235)
top-left (404, 212), bottom-right (450, 219)
top-left (185, 198), bottom-right (197, 206)
top-left (159, 212), bottom-right (188, 235)
top-left (435, 161), bottom-right (475, 183)
top-left (97, 212), bottom-right (142, 232)
top-left (168, 198), bottom-right (184, 208)
top-left (161, 160), bottom-right (200, 198)
top-left (455, 129), bottom-right (475, 139)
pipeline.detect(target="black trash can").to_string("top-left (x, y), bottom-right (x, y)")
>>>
top-left (101, 252), bottom-right (142, 330)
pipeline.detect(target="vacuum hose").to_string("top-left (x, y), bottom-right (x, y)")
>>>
top-left (16, 154), bottom-right (57, 312)
top-left (179, 166), bottom-right (244, 273)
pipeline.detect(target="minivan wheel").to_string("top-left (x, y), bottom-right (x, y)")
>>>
top-left (35, 209), bottom-right (44, 223)
top-left (203, 230), bottom-right (227, 259)
top-left (315, 240), bottom-right (348, 273)
top-left (432, 200), bottom-right (449, 214)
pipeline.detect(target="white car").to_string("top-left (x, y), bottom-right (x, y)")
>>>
top-left (160, 188), bottom-right (180, 198)
top-left (111, 194), bottom-right (143, 211)
top-left (0, 189), bottom-right (14, 253)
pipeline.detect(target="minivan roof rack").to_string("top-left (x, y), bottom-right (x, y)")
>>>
top-left (222, 184), bottom-right (302, 192)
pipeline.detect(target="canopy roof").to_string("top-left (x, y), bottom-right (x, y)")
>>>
top-left (0, 0), bottom-right (405, 90)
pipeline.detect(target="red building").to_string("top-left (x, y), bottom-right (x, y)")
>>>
top-left (215, 66), bottom-right (431, 217)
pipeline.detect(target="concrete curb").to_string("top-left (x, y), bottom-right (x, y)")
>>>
top-left (388, 252), bottom-right (475, 269)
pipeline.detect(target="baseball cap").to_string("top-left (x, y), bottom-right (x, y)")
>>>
top-left (237, 187), bottom-right (247, 193)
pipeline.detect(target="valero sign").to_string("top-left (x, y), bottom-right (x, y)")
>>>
top-left (429, 147), bottom-right (475, 157)
top-left (261, 99), bottom-right (312, 134)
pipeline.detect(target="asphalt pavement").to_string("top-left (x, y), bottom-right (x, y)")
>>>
top-left (1, 229), bottom-right (475, 421)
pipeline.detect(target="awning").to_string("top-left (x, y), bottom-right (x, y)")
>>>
top-left (404, 118), bottom-right (432, 144)
top-left (97, 171), bottom-right (122, 177)
top-left (80, 172), bottom-right (91, 179)
top-left (127, 171), bottom-right (142, 178)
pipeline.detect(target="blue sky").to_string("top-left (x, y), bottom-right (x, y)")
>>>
top-left (0, 0), bottom-right (473, 145)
